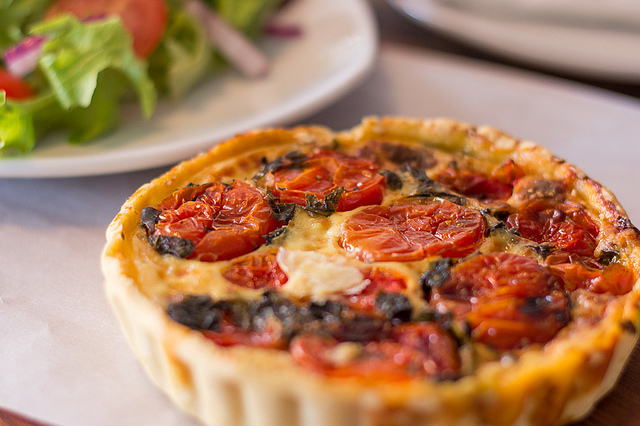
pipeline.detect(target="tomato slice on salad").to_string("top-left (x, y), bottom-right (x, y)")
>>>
top-left (0, 68), bottom-right (34, 99)
top-left (47, 0), bottom-right (168, 57)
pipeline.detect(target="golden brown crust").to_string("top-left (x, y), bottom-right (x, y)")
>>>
top-left (102, 116), bottom-right (640, 426)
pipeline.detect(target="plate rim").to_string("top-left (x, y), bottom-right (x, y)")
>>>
top-left (388, 0), bottom-right (640, 82)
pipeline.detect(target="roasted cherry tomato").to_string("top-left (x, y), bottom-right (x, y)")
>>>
top-left (491, 159), bottom-right (525, 186)
top-left (222, 252), bottom-right (288, 290)
top-left (47, 0), bottom-right (168, 57)
top-left (290, 322), bottom-right (460, 381)
top-left (155, 182), bottom-right (216, 211)
top-left (506, 200), bottom-right (599, 257)
top-left (340, 199), bottom-right (486, 262)
top-left (545, 252), bottom-right (635, 295)
top-left (153, 181), bottom-right (279, 262)
top-left (203, 321), bottom-right (286, 349)
top-left (435, 160), bottom-right (524, 201)
top-left (431, 253), bottom-right (570, 350)
top-left (465, 289), bottom-right (569, 350)
top-left (266, 150), bottom-right (386, 212)
top-left (436, 168), bottom-right (511, 200)
top-left (0, 68), bottom-right (34, 99)
top-left (345, 266), bottom-right (407, 312)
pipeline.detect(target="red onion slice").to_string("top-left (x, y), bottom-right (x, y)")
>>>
top-left (264, 22), bottom-right (303, 38)
top-left (3, 36), bottom-right (45, 77)
top-left (185, 0), bottom-right (270, 78)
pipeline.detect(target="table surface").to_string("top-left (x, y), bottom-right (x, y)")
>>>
top-left (2, 1), bottom-right (640, 424)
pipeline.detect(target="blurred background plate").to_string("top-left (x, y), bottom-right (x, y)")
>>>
top-left (0, 0), bottom-right (377, 178)
top-left (388, 0), bottom-right (640, 82)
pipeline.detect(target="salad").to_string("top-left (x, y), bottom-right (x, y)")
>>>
top-left (0, 0), bottom-right (288, 156)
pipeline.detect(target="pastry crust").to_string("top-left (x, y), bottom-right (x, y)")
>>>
top-left (102, 116), bottom-right (640, 426)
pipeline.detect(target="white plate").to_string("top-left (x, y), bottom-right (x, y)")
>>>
top-left (5, 44), bottom-right (640, 426)
top-left (388, 0), bottom-right (640, 82)
top-left (0, 0), bottom-right (378, 178)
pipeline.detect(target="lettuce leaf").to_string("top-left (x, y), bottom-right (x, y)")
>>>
top-left (32, 15), bottom-right (156, 115)
top-left (0, 0), bottom-right (53, 48)
top-left (0, 15), bottom-right (157, 156)
top-left (0, 91), bottom-right (36, 155)
top-left (208, 0), bottom-right (284, 37)
top-left (148, 9), bottom-right (212, 99)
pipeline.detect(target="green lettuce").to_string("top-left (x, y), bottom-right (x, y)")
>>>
top-left (208, 0), bottom-right (284, 37)
top-left (0, 91), bottom-right (36, 155)
top-left (0, 15), bottom-right (157, 155)
top-left (148, 8), bottom-right (212, 99)
top-left (0, 0), bottom-right (53, 48)
top-left (33, 15), bottom-right (156, 114)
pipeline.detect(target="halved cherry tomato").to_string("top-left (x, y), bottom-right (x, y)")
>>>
top-left (506, 200), bottom-right (599, 257)
top-left (153, 181), bottom-right (280, 262)
top-left (155, 183), bottom-right (217, 211)
top-left (222, 252), bottom-right (288, 290)
top-left (431, 253), bottom-right (570, 350)
top-left (203, 321), bottom-right (286, 349)
top-left (290, 323), bottom-right (460, 381)
top-left (47, 0), bottom-right (168, 57)
top-left (545, 252), bottom-right (635, 295)
top-left (340, 199), bottom-right (486, 262)
top-left (345, 266), bottom-right (407, 312)
top-left (0, 68), bottom-right (34, 99)
top-left (466, 290), bottom-right (569, 350)
top-left (437, 252), bottom-right (559, 299)
top-left (435, 160), bottom-right (524, 201)
top-left (491, 159), bottom-right (525, 185)
top-left (436, 168), bottom-right (512, 200)
top-left (391, 322), bottom-right (461, 378)
top-left (266, 150), bottom-right (386, 212)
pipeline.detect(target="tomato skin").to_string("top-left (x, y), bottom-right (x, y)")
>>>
top-left (391, 322), bottom-right (461, 378)
top-left (267, 150), bottom-right (386, 212)
top-left (153, 181), bottom-right (279, 262)
top-left (545, 252), bottom-right (635, 295)
top-left (155, 201), bottom-right (216, 241)
top-left (156, 183), bottom-right (217, 211)
top-left (466, 290), bottom-right (569, 349)
top-left (290, 322), bottom-right (460, 381)
top-left (435, 160), bottom-right (524, 201)
top-left (203, 322), bottom-right (287, 349)
top-left (431, 253), bottom-right (570, 350)
top-left (492, 159), bottom-right (525, 185)
top-left (222, 252), bottom-right (288, 290)
top-left (506, 200), bottom-right (599, 257)
top-left (0, 69), bottom-right (34, 99)
top-left (436, 168), bottom-right (512, 200)
top-left (340, 199), bottom-right (486, 262)
top-left (437, 252), bottom-right (559, 299)
top-left (47, 0), bottom-right (168, 57)
top-left (346, 267), bottom-right (407, 312)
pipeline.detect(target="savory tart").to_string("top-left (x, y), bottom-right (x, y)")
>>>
top-left (102, 116), bottom-right (640, 425)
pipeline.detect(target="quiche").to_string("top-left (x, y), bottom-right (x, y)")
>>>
top-left (102, 116), bottom-right (640, 425)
